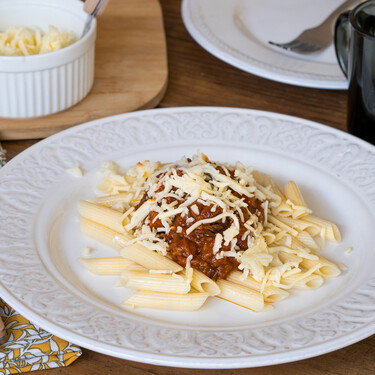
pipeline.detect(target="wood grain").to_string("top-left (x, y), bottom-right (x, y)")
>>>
top-left (1, 0), bottom-right (374, 374)
top-left (28, 336), bottom-right (375, 375)
top-left (0, 0), bottom-right (168, 140)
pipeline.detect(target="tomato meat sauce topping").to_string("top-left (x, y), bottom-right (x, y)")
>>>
top-left (137, 165), bottom-right (264, 280)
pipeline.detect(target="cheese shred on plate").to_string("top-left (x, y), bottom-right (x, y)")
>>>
top-left (0, 26), bottom-right (77, 56)
top-left (96, 153), bottom-right (342, 288)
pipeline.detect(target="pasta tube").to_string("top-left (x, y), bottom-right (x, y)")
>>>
top-left (296, 230), bottom-right (320, 251)
top-left (90, 193), bottom-right (133, 207)
top-left (78, 200), bottom-right (125, 233)
top-left (79, 257), bottom-right (146, 275)
top-left (268, 216), bottom-right (299, 237)
top-left (124, 291), bottom-right (209, 310)
top-left (226, 270), bottom-right (260, 291)
top-left (301, 256), bottom-right (341, 278)
top-left (80, 217), bottom-right (130, 251)
top-left (120, 270), bottom-right (191, 294)
top-left (263, 286), bottom-right (290, 303)
top-left (216, 280), bottom-right (264, 312)
top-left (76, 154), bottom-right (344, 313)
top-left (281, 273), bottom-right (324, 290)
top-left (226, 271), bottom-right (289, 303)
top-left (273, 215), bottom-right (320, 237)
top-left (303, 215), bottom-right (341, 242)
top-left (120, 245), bottom-right (183, 273)
top-left (284, 181), bottom-right (306, 207)
top-left (191, 269), bottom-right (220, 296)
top-left (278, 251), bottom-right (302, 265)
top-left (272, 201), bottom-right (293, 217)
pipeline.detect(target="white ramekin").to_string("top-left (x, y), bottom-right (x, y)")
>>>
top-left (0, 0), bottom-right (96, 119)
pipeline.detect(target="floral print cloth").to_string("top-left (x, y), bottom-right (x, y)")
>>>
top-left (0, 299), bottom-right (82, 374)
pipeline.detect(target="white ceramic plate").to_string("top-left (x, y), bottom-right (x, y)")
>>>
top-left (0, 107), bottom-right (375, 368)
top-left (181, 0), bottom-right (349, 89)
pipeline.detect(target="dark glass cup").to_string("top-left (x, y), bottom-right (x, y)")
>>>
top-left (335, 1), bottom-right (375, 145)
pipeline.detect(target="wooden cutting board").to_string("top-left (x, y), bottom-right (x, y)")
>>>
top-left (0, 0), bottom-right (168, 140)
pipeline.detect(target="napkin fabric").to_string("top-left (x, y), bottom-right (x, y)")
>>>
top-left (0, 298), bottom-right (82, 374)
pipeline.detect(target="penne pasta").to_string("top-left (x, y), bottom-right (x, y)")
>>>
top-left (79, 257), bottom-right (146, 275)
top-left (226, 270), bottom-right (261, 291)
top-left (90, 192), bottom-right (133, 207)
top-left (120, 270), bottom-right (191, 294)
top-left (226, 271), bottom-right (289, 303)
top-left (263, 286), bottom-right (290, 303)
top-left (303, 215), bottom-right (341, 242)
top-left (124, 291), bottom-right (209, 311)
top-left (80, 217), bottom-right (130, 251)
top-left (268, 215), bottom-right (299, 237)
top-left (284, 181), bottom-right (306, 207)
top-left (278, 251), bottom-right (302, 265)
top-left (216, 280), bottom-right (264, 312)
top-left (284, 200), bottom-right (312, 220)
top-left (273, 215), bottom-right (320, 236)
top-left (296, 230), bottom-right (320, 251)
top-left (281, 273), bottom-right (324, 290)
top-left (191, 269), bottom-right (221, 296)
top-left (251, 170), bottom-right (264, 184)
top-left (77, 154), bottom-right (344, 313)
top-left (272, 201), bottom-right (293, 217)
top-left (270, 180), bottom-right (286, 200)
top-left (301, 256), bottom-right (341, 278)
top-left (262, 174), bottom-right (273, 187)
top-left (120, 245), bottom-right (183, 273)
top-left (261, 303), bottom-right (274, 312)
top-left (78, 200), bottom-right (125, 233)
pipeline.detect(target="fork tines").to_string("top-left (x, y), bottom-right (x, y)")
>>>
top-left (269, 40), bottom-right (322, 53)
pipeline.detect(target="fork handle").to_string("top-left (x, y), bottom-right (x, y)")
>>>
top-left (84, 0), bottom-right (111, 17)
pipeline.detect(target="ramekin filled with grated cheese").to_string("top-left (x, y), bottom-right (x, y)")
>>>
top-left (0, 26), bottom-right (77, 56)
top-left (0, 0), bottom-right (96, 118)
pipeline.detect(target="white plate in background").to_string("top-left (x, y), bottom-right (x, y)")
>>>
top-left (182, 0), bottom-right (348, 89)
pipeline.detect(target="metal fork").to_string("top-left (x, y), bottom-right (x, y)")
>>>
top-left (81, 0), bottom-right (110, 38)
top-left (268, 0), bottom-right (363, 54)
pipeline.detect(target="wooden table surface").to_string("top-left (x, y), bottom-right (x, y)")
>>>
top-left (2, 0), bottom-right (374, 374)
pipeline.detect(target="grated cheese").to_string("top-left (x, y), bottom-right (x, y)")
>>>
top-left (190, 204), bottom-right (200, 215)
top-left (345, 247), bottom-right (353, 255)
top-left (185, 254), bottom-right (193, 274)
top-left (213, 234), bottom-right (223, 254)
top-left (82, 246), bottom-right (92, 256)
top-left (97, 153), bottom-right (342, 289)
top-left (67, 165), bottom-right (83, 177)
top-left (0, 26), bottom-right (76, 56)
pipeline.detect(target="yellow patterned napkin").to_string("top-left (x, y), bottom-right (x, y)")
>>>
top-left (0, 299), bottom-right (82, 374)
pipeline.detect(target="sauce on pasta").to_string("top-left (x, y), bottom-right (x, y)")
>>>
top-left (77, 153), bottom-right (344, 312)
top-left (136, 164), bottom-right (265, 280)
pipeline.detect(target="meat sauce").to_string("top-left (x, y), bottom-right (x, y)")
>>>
top-left (139, 168), bottom-right (264, 280)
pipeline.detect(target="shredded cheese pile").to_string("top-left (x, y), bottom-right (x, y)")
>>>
top-left (95, 154), bottom-right (331, 289)
top-left (0, 26), bottom-right (77, 56)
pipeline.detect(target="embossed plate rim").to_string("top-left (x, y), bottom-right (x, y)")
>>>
top-left (0, 107), bottom-right (375, 368)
